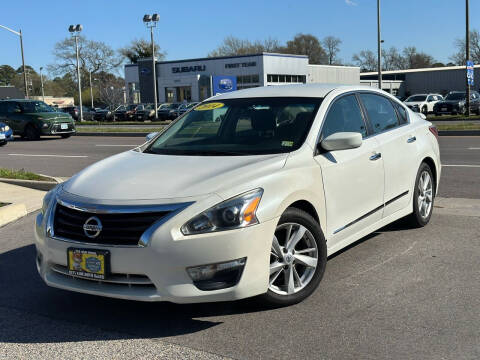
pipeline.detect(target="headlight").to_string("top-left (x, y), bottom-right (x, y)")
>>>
top-left (0, 125), bottom-right (9, 132)
top-left (181, 188), bottom-right (263, 235)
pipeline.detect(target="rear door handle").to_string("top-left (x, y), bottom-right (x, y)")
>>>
top-left (369, 153), bottom-right (382, 161)
top-left (407, 136), bottom-right (417, 143)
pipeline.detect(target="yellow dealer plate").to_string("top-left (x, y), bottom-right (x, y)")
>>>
top-left (194, 102), bottom-right (224, 111)
top-left (67, 248), bottom-right (109, 280)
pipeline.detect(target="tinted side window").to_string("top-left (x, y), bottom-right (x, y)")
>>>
top-left (0, 102), bottom-right (7, 114)
top-left (393, 102), bottom-right (408, 125)
top-left (359, 94), bottom-right (399, 134)
top-left (5, 102), bottom-right (19, 114)
top-left (321, 95), bottom-right (367, 139)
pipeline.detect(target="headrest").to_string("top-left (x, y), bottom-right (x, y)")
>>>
top-left (251, 109), bottom-right (276, 131)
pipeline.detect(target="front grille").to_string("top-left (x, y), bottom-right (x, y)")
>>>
top-left (51, 123), bottom-right (74, 133)
top-left (53, 204), bottom-right (170, 246)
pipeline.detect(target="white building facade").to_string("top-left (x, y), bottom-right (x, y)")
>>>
top-left (124, 53), bottom-right (360, 103)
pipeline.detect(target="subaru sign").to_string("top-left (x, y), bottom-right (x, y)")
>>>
top-left (467, 60), bottom-right (474, 86)
top-left (213, 75), bottom-right (237, 95)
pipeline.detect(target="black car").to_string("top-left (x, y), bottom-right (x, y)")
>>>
top-left (61, 106), bottom-right (79, 121)
top-left (113, 105), bottom-right (127, 121)
top-left (433, 91), bottom-right (480, 115)
top-left (93, 108), bottom-right (113, 121)
top-left (157, 103), bottom-right (181, 120)
top-left (134, 104), bottom-right (155, 121)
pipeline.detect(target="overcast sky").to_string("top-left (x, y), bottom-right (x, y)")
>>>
top-left (0, 0), bottom-right (478, 74)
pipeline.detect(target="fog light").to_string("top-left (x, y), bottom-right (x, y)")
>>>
top-left (187, 257), bottom-right (246, 291)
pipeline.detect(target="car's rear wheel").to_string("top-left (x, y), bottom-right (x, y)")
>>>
top-left (407, 163), bottom-right (434, 227)
top-left (259, 208), bottom-right (327, 307)
top-left (25, 125), bottom-right (40, 140)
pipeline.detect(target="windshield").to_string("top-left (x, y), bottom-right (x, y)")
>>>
top-left (445, 92), bottom-right (466, 101)
top-left (20, 101), bottom-right (55, 113)
top-left (145, 97), bottom-right (321, 156)
top-left (406, 95), bottom-right (426, 102)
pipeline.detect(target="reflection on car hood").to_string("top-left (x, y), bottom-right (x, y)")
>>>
top-left (64, 150), bottom-right (288, 200)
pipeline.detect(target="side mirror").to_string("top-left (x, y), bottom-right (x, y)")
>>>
top-left (146, 132), bottom-right (158, 142)
top-left (320, 132), bottom-right (362, 151)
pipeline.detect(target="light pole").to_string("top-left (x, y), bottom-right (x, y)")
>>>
top-left (466, 0), bottom-right (471, 117)
top-left (377, 0), bottom-right (382, 90)
top-left (143, 13), bottom-right (160, 120)
top-left (69, 24), bottom-right (83, 121)
top-left (0, 24), bottom-right (28, 98)
top-left (39, 67), bottom-right (45, 102)
top-left (89, 71), bottom-right (94, 108)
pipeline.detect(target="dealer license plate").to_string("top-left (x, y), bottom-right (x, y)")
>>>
top-left (61, 123), bottom-right (68, 130)
top-left (441, 107), bottom-right (447, 111)
top-left (67, 248), bottom-right (110, 280)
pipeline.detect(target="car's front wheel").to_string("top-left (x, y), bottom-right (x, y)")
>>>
top-left (260, 208), bottom-right (327, 307)
top-left (407, 163), bottom-right (435, 227)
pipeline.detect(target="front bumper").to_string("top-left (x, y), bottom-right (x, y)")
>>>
top-left (41, 123), bottom-right (76, 135)
top-left (34, 198), bottom-right (277, 303)
top-left (0, 130), bottom-right (14, 143)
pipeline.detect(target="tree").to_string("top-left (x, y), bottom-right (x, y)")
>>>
top-left (208, 36), bottom-right (281, 57)
top-left (402, 46), bottom-right (435, 69)
top-left (119, 38), bottom-right (166, 64)
top-left (92, 71), bottom-right (125, 108)
top-left (450, 29), bottom-right (480, 65)
top-left (0, 65), bottom-right (16, 85)
top-left (352, 50), bottom-right (377, 71)
top-left (48, 35), bottom-right (121, 88)
top-left (283, 33), bottom-right (328, 64)
top-left (322, 36), bottom-right (342, 65)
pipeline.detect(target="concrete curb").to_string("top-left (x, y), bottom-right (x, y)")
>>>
top-left (0, 178), bottom-right (58, 191)
top-left (75, 131), bottom-right (480, 137)
top-left (0, 203), bottom-right (27, 228)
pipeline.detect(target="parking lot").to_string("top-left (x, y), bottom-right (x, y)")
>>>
top-left (1, 135), bottom-right (480, 359)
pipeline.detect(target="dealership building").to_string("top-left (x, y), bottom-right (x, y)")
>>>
top-left (124, 53), bottom-right (360, 103)
top-left (360, 64), bottom-right (480, 97)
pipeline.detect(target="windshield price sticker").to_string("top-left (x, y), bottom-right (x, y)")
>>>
top-left (195, 102), bottom-right (224, 111)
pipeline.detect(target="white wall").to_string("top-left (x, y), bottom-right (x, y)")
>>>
top-left (308, 65), bottom-right (360, 85)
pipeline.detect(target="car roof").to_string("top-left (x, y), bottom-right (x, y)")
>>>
top-left (212, 84), bottom-right (377, 100)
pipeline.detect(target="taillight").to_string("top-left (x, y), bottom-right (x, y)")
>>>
top-left (429, 125), bottom-right (439, 140)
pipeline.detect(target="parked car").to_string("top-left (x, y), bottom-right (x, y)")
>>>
top-left (0, 121), bottom-right (14, 146)
top-left (134, 104), bottom-right (155, 121)
top-left (82, 107), bottom-right (97, 121)
top-left (124, 104), bottom-right (140, 120)
top-left (0, 99), bottom-right (76, 140)
top-left (35, 84), bottom-right (441, 306)
top-left (93, 107), bottom-right (113, 121)
top-left (175, 102), bottom-right (199, 117)
top-left (157, 102), bottom-right (181, 120)
top-left (61, 106), bottom-right (79, 121)
top-left (404, 94), bottom-right (443, 115)
top-left (113, 105), bottom-right (128, 121)
top-left (433, 91), bottom-right (480, 115)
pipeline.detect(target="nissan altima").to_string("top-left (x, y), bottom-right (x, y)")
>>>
top-left (35, 84), bottom-right (441, 306)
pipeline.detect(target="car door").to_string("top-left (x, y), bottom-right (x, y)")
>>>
top-left (314, 93), bottom-right (385, 245)
top-left (5, 101), bottom-right (23, 133)
top-left (0, 102), bottom-right (8, 125)
top-left (358, 93), bottom-right (418, 218)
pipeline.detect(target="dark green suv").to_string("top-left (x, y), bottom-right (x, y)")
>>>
top-left (0, 99), bottom-right (76, 140)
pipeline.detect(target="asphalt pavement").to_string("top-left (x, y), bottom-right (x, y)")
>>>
top-left (0, 135), bottom-right (479, 198)
top-left (1, 204), bottom-right (479, 359)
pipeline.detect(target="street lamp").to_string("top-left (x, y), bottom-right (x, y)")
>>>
top-left (89, 71), bottom-right (94, 108)
top-left (377, 0), bottom-right (382, 90)
top-left (0, 24), bottom-right (28, 98)
top-left (69, 24), bottom-right (83, 121)
top-left (39, 67), bottom-right (45, 102)
top-left (143, 13), bottom-right (160, 119)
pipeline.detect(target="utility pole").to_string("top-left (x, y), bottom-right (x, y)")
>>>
top-left (466, 0), bottom-right (471, 117)
top-left (143, 14), bottom-right (160, 119)
top-left (89, 71), bottom-right (94, 108)
top-left (0, 25), bottom-right (28, 98)
top-left (39, 66), bottom-right (45, 102)
top-left (69, 24), bottom-right (83, 121)
top-left (377, 0), bottom-right (382, 90)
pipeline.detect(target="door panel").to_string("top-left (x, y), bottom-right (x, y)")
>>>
top-left (315, 137), bottom-right (384, 242)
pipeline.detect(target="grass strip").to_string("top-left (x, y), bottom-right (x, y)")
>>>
top-left (0, 168), bottom-right (53, 181)
top-left (436, 123), bottom-right (480, 131)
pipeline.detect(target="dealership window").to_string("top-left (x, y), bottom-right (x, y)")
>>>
top-left (237, 74), bottom-right (260, 84)
top-left (267, 74), bottom-right (306, 83)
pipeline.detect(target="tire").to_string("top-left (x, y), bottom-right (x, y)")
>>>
top-left (61, 134), bottom-right (71, 139)
top-left (24, 125), bottom-right (40, 140)
top-left (407, 163), bottom-right (435, 227)
top-left (259, 208), bottom-right (327, 307)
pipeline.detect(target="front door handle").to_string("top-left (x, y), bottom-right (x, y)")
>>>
top-left (407, 136), bottom-right (417, 143)
top-left (369, 152), bottom-right (382, 161)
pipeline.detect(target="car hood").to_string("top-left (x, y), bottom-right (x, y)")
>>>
top-left (404, 101), bottom-right (424, 106)
top-left (63, 150), bottom-right (288, 200)
top-left (436, 100), bottom-right (464, 105)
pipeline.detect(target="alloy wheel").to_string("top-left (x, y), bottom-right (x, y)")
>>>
top-left (269, 223), bottom-right (318, 295)
top-left (417, 170), bottom-right (433, 218)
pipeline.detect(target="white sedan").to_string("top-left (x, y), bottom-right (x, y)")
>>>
top-left (35, 84), bottom-right (441, 306)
